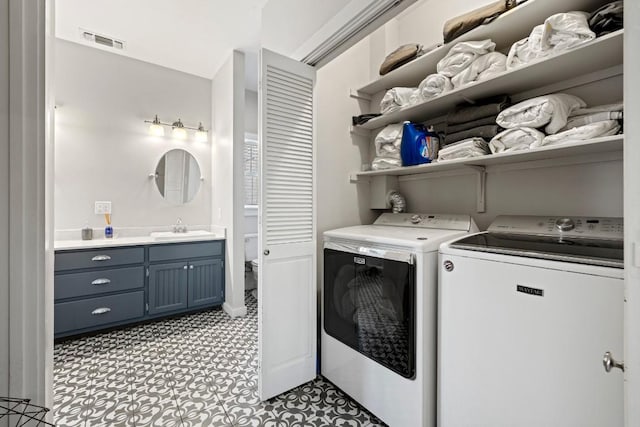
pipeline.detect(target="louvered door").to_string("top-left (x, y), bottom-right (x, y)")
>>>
top-left (258, 49), bottom-right (317, 400)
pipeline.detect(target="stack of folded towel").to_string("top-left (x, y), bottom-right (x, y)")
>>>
top-left (490, 94), bottom-right (622, 153)
top-left (443, 95), bottom-right (510, 146)
top-left (437, 138), bottom-right (490, 161)
top-left (536, 102), bottom-right (622, 147)
top-left (380, 87), bottom-right (417, 114)
top-left (371, 123), bottom-right (404, 170)
top-left (507, 12), bottom-right (596, 70)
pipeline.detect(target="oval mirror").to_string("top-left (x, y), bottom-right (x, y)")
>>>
top-left (154, 149), bottom-right (201, 204)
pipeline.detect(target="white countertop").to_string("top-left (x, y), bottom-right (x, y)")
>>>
top-left (55, 234), bottom-right (225, 251)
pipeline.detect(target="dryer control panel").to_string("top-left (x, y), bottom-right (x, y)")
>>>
top-left (488, 215), bottom-right (623, 240)
top-left (374, 213), bottom-right (476, 231)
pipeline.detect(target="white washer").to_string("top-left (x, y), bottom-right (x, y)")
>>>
top-left (438, 215), bottom-right (624, 427)
top-left (322, 213), bottom-right (478, 427)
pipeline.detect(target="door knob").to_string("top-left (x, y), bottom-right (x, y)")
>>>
top-left (264, 249), bottom-right (270, 256)
top-left (603, 351), bottom-right (625, 372)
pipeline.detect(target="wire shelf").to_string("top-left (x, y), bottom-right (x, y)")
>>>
top-left (0, 397), bottom-right (54, 426)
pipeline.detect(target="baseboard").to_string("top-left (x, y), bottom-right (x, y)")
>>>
top-left (223, 302), bottom-right (247, 318)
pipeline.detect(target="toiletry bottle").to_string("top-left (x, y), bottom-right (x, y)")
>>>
top-left (104, 213), bottom-right (113, 239)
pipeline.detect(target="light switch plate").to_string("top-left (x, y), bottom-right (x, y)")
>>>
top-left (95, 201), bottom-right (112, 215)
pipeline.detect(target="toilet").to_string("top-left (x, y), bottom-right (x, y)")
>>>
top-left (244, 233), bottom-right (259, 290)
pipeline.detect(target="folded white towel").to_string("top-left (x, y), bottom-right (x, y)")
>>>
top-left (570, 102), bottom-right (623, 116)
top-left (535, 120), bottom-right (620, 147)
top-left (372, 157), bottom-right (402, 170)
top-left (496, 93), bottom-right (586, 134)
top-left (560, 111), bottom-right (623, 131)
top-left (506, 12), bottom-right (595, 70)
top-left (437, 40), bottom-right (496, 78)
top-left (452, 52), bottom-right (507, 88)
top-left (418, 73), bottom-right (453, 100)
top-left (374, 123), bottom-right (404, 159)
top-left (489, 127), bottom-right (545, 154)
top-left (438, 137), bottom-right (489, 161)
top-left (380, 87), bottom-right (416, 114)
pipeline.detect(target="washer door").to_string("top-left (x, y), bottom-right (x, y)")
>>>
top-left (323, 247), bottom-right (416, 378)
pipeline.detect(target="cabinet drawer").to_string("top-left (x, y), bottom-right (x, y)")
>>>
top-left (54, 291), bottom-right (144, 335)
top-left (55, 266), bottom-right (144, 300)
top-left (55, 247), bottom-right (144, 271)
top-left (149, 241), bottom-right (223, 262)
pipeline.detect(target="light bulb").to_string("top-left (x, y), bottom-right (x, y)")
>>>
top-left (149, 123), bottom-right (165, 137)
top-left (148, 115), bottom-right (165, 137)
top-left (172, 119), bottom-right (187, 140)
top-left (195, 122), bottom-right (208, 142)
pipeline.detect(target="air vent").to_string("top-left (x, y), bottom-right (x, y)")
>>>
top-left (80, 28), bottom-right (125, 50)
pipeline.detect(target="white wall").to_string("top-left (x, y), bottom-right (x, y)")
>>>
top-left (211, 50), bottom-right (247, 317)
top-left (316, 32), bottom-right (378, 268)
top-left (54, 39), bottom-right (212, 234)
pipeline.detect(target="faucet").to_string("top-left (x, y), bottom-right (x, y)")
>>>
top-left (173, 217), bottom-right (188, 233)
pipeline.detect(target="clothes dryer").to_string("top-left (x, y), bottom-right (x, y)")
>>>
top-left (322, 213), bottom-right (478, 427)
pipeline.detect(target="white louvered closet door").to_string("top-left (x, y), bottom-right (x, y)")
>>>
top-left (258, 49), bottom-right (317, 401)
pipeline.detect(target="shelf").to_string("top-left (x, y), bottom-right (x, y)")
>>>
top-left (357, 30), bottom-right (623, 130)
top-left (356, 0), bottom-right (614, 96)
top-left (354, 135), bottom-right (623, 178)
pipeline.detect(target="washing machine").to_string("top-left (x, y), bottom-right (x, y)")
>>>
top-left (438, 215), bottom-right (624, 427)
top-left (322, 213), bottom-right (479, 427)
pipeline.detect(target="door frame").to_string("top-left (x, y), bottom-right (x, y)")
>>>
top-left (1, 0), bottom-right (54, 414)
top-left (624, 2), bottom-right (640, 425)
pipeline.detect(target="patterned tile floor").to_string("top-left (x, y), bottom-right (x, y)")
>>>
top-left (54, 292), bottom-right (386, 426)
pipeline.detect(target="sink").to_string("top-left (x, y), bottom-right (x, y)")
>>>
top-left (150, 230), bottom-right (217, 241)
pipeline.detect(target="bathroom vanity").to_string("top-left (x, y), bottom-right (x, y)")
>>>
top-left (54, 237), bottom-right (225, 339)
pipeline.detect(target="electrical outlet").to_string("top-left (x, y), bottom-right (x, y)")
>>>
top-left (95, 201), bottom-right (112, 215)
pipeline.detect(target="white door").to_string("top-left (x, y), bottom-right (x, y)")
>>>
top-left (258, 48), bottom-right (317, 400)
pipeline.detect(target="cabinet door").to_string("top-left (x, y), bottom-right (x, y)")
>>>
top-left (188, 259), bottom-right (224, 308)
top-left (148, 262), bottom-right (188, 315)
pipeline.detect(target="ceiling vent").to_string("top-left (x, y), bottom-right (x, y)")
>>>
top-left (80, 28), bottom-right (125, 50)
top-left (293, 0), bottom-right (417, 67)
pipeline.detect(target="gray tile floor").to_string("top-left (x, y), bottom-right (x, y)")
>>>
top-left (53, 292), bottom-right (386, 426)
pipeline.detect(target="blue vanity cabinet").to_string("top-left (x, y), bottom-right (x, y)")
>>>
top-left (147, 240), bottom-right (225, 317)
top-left (148, 261), bottom-right (189, 315)
top-left (54, 239), bottom-right (225, 339)
top-left (54, 246), bottom-right (146, 338)
top-left (188, 258), bottom-right (224, 308)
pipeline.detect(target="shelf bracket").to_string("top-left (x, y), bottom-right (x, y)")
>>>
top-left (349, 89), bottom-right (372, 101)
top-left (466, 165), bottom-right (486, 213)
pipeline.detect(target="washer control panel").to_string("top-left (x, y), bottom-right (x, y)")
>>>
top-left (488, 215), bottom-right (623, 240)
top-left (374, 213), bottom-right (473, 231)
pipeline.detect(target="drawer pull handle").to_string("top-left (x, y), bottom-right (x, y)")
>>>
top-left (91, 255), bottom-right (112, 262)
top-left (91, 278), bottom-right (111, 286)
top-left (91, 307), bottom-right (111, 315)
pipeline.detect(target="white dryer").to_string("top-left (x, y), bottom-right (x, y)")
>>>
top-left (322, 213), bottom-right (478, 427)
top-left (438, 215), bottom-right (624, 427)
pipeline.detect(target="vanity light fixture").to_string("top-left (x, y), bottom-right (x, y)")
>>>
top-left (144, 115), bottom-right (208, 142)
top-left (171, 119), bottom-right (188, 140)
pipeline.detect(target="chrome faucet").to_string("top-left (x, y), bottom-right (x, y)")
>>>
top-left (173, 218), bottom-right (188, 233)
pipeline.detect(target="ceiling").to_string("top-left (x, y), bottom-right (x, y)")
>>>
top-left (55, 0), bottom-right (349, 89)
